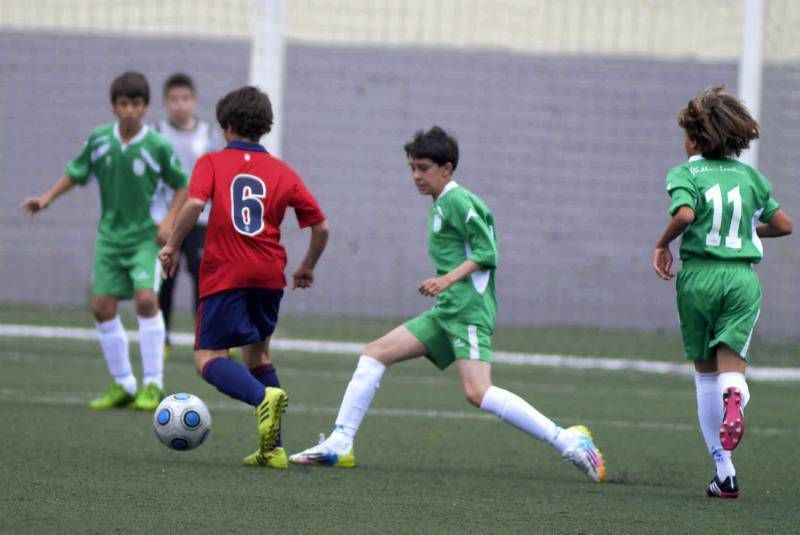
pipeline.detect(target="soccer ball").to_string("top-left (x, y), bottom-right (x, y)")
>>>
top-left (153, 393), bottom-right (211, 451)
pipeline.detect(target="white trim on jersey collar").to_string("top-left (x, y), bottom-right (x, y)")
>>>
top-left (437, 180), bottom-right (459, 200)
top-left (113, 122), bottom-right (149, 150)
top-left (688, 154), bottom-right (704, 162)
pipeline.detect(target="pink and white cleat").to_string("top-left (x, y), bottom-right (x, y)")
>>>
top-left (720, 387), bottom-right (745, 451)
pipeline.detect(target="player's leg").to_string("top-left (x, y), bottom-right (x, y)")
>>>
top-left (680, 263), bottom-right (742, 498)
top-left (157, 259), bottom-right (176, 353)
top-left (289, 323), bottom-right (428, 467)
top-left (454, 326), bottom-right (605, 483)
top-left (713, 265), bottom-right (760, 455)
top-left (242, 338), bottom-right (283, 442)
top-left (240, 338), bottom-right (288, 468)
top-left (242, 288), bottom-right (283, 396)
top-left (183, 225), bottom-right (206, 315)
top-left (132, 288), bottom-right (166, 409)
top-left (195, 290), bottom-right (287, 457)
top-left (89, 245), bottom-right (137, 409)
top-left (130, 240), bottom-right (168, 410)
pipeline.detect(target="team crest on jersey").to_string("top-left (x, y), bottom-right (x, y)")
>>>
top-left (433, 214), bottom-right (442, 233)
top-left (133, 158), bottom-right (146, 176)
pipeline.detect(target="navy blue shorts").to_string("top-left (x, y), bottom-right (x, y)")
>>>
top-left (195, 288), bottom-right (283, 350)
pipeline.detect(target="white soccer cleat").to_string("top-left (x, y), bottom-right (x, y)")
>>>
top-left (289, 434), bottom-right (356, 468)
top-left (561, 425), bottom-right (606, 483)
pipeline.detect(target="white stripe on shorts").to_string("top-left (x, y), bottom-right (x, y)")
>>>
top-left (153, 256), bottom-right (162, 293)
top-left (740, 308), bottom-right (760, 358)
top-left (468, 325), bottom-right (479, 360)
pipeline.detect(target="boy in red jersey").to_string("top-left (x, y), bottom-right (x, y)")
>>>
top-left (159, 86), bottom-right (330, 468)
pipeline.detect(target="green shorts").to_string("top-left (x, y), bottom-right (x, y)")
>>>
top-left (92, 239), bottom-right (162, 299)
top-left (676, 260), bottom-right (761, 362)
top-left (404, 309), bottom-right (493, 370)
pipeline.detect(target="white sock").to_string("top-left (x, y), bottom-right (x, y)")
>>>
top-left (718, 371), bottom-right (750, 408)
top-left (480, 386), bottom-right (570, 454)
top-left (96, 316), bottom-right (136, 395)
top-left (695, 372), bottom-right (735, 479)
top-left (330, 355), bottom-right (386, 451)
top-left (138, 312), bottom-right (165, 390)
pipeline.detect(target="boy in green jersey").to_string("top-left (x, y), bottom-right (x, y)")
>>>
top-left (21, 72), bottom-right (189, 411)
top-left (290, 127), bottom-right (606, 483)
top-left (652, 86), bottom-right (793, 498)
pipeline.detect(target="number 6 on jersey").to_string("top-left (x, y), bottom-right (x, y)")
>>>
top-left (231, 174), bottom-right (266, 236)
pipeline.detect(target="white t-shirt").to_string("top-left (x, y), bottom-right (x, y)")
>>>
top-left (155, 118), bottom-right (224, 225)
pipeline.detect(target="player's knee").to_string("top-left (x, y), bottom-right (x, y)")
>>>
top-left (134, 295), bottom-right (159, 317)
top-left (462, 382), bottom-right (486, 407)
top-left (90, 298), bottom-right (117, 322)
top-left (364, 340), bottom-right (389, 363)
top-left (194, 354), bottom-right (210, 377)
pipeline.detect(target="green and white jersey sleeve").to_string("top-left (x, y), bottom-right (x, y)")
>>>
top-left (427, 182), bottom-right (498, 329)
top-left (65, 123), bottom-right (189, 247)
top-left (665, 156), bottom-right (780, 263)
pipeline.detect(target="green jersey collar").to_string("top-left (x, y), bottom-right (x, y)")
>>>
top-left (437, 180), bottom-right (459, 201)
top-left (688, 155), bottom-right (704, 162)
top-left (113, 122), bottom-right (149, 150)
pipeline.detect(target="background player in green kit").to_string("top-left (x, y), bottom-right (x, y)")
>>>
top-left (652, 86), bottom-right (793, 499)
top-left (21, 72), bottom-right (189, 411)
top-left (290, 127), bottom-right (606, 483)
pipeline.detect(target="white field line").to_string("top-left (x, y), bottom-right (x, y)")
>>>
top-left (0, 388), bottom-right (794, 437)
top-left (1, 323), bottom-right (799, 382)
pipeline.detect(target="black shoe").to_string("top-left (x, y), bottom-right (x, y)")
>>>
top-left (706, 475), bottom-right (739, 499)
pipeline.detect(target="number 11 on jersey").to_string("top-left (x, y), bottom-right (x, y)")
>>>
top-left (705, 183), bottom-right (742, 250)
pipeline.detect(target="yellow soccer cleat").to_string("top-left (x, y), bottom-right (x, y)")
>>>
top-left (289, 434), bottom-right (356, 468)
top-left (256, 387), bottom-right (288, 455)
top-left (561, 425), bottom-right (606, 483)
top-left (242, 447), bottom-right (288, 469)
top-left (133, 382), bottom-right (165, 411)
top-left (89, 383), bottom-right (135, 410)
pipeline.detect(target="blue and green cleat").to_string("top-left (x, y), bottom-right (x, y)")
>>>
top-left (561, 425), bottom-right (606, 483)
top-left (289, 434), bottom-right (356, 468)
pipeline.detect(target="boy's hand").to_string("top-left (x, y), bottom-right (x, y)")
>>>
top-left (292, 265), bottom-right (315, 289)
top-left (159, 245), bottom-right (180, 278)
top-left (419, 275), bottom-right (453, 297)
top-left (156, 220), bottom-right (172, 245)
top-left (652, 246), bottom-right (674, 280)
top-left (20, 196), bottom-right (49, 216)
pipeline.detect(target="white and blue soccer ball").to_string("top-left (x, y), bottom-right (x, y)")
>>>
top-left (153, 393), bottom-right (211, 451)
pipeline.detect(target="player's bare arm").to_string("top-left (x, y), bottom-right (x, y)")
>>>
top-left (756, 209), bottom-right (793, 238)
top-left (159, 197), bottom-right (204, 278)
top-left (652, 205), bottom-right (695, 281)
top-left (292, 219), bottom-right (330, 289)
top-left (157, 186), bottom-right (189, 245)
top-left (20, 175), bottom-right (75, 215)
top-left (419, 259), bottom-right (481, 297)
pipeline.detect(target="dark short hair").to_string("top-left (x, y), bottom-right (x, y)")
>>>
top-left (216, 86), bottom-right (273, 141)
top-left (110, 71), bottom-right (150, 105)
top-left (163, 73), bottom-right (196, 96)
top-left (678, 85), bottom-right (759, 159)
top-left (403, 126), bottom-right (459, 171)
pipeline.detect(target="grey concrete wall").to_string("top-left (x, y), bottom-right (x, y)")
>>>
top-left (1, 31), bottom-right (797, 336)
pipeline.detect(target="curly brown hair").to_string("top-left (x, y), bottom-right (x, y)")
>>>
top-left (678, 86), bottom-right (759, 159)
top-left (216, 86), bottom-right (273, 141)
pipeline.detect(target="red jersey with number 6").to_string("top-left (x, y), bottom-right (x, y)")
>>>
top-left (188, 141), bottom-right (325, 298)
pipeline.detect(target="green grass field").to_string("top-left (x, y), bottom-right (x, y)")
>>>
top-left (1, 304), bottom-right (799, 533)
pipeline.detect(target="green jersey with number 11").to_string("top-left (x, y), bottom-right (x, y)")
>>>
top-left (666, 156), bottom-right (780, 263)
